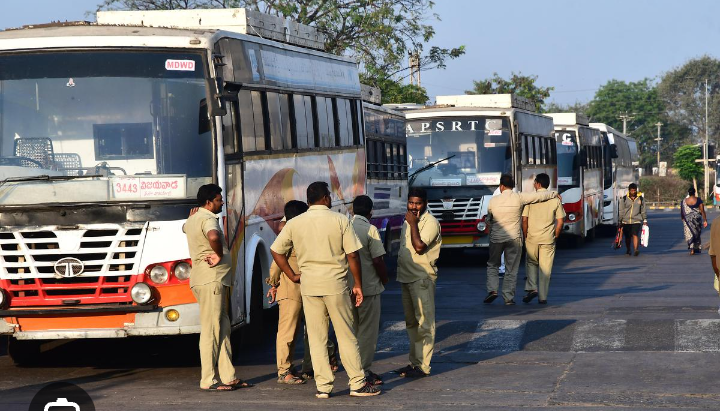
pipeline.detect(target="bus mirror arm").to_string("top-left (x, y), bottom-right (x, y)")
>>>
top-left (205, 76), bottom-right (227, 117)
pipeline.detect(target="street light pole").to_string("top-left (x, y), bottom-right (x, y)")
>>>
top-left (655, 122), bottom-right (663, 173)
top-left (705, 78), bottom-right (709, 201)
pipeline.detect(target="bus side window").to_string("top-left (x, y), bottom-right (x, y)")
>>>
top-left (527, 136), bottom-right (535, 165)
top-left (305, 96), bottom-right (316, 148)
top-left (267, 92), bottom-right (284, 150)
top-left (293, 95), bottom-right (309, 149)
top-left (522, 135), bottom-right (528, 164)
top-left (279, 94), bottom-right (292, 150)
top-left (367, 140), bottom-right (375, 178)
top-left (316, 97), bottom-right (331, 148)
top-left (222, 99), bottom-right (238, 155)
top-left (536, 137), bottom-right (545, 165)
top-left (250, 91), bottom-right (267, 151)
top-left (337, 99), bottom-right (352, 146)
top-left (399, 143), bottom-right (408, 178)
top-left (353, 100), bottom-right (364, 145)
top-left (377, 141), bottom-right (386, 178)
top-left (326, 97), bottom-right (336, 147)
top-left (238, 90), bottom-right (256, 153)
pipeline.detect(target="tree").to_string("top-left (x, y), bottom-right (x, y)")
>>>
top-left (586, 79), bottom-right (691, 169)
top-left (370, 76), bottom-right (428, 104)
top-left (465, 72), bottom-right (553, 112)
top-left (657, 56), bottom-right (720, 149)
top-left (543, 100), bottom-right (589, 115)
top-left (673, 144), bottom-right (703, 191)
top-left (96, 0), bottom-right (465, 96)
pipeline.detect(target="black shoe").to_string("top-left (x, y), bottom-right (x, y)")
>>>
top-left (393, 365), bottom-right (414, 375)
top-left (484, 292), bottom-right (498, 304)
top-left (522, 291), bottom-right (538, 303)
top-left (504, 299), bottom-right (516, 306)
top-left (626, 250), bottom-right (631, 256)
top-left (538, 300), bottom-right (548, 304)
top-left (350, 383), bottom-right (381, 396)
top-left (401, 367), bottom-right (428, 378)
top-left (498, 271), bottom-right (505, 278)
top-left (634, 250), bottom-right (639, 256)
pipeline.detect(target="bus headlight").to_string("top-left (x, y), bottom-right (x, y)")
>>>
top-left (131, 282), bottom-right (154, 305)
top-left (174, 262), bottom-right (191, 281)
top-left (568, 213), bottom-right (577, 222)
top-left (477, 222), bottom-right (487, 232)
top-left (0, 288), bottom-right (8, 309)
top-left (149, 266), bottom-right (169, 284)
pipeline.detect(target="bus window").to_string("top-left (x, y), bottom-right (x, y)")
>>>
top-left (316, 97), bottom-right (330, 147)
top-left (556, 131), bottom-right (579, 187)
top-left (222, 100), bottom-right (238, 154)
top-left (537, 138), bottom-right (545, 165)
top-left (293, 95), bottom-right (309, 149)
top-left (279, 94), bottom-right (292, 149)
top-left (267, 92), bottom-right (283, 150)
top-left (325, 97), bottom-right (336, 147)
top-left (337, 99), bottom-right (352, 146)
top-left (305, 96), bottom-right (316, 148)
top-left (251, 91), bottom-right (267, 151)
top-left (239, 90), bottom-right (256, 152)
top-left (527, 136), bottom-right (535, 165)
top-left (354, 100), bottom-right (364, 145)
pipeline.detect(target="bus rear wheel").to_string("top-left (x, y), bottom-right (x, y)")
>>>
top-left (240, 255), bottom-right (265, 346)
top-left (8, 338), bottom-right (42, 366)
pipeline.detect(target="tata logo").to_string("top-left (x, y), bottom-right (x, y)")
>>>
top-left (53, 258), bottom-right (85, 279)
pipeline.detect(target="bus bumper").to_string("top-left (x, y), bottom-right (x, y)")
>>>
top-left (441, 235), bottom-right (489, 248)
top-left (562, 221), bottom-right (583, 237)
top-left (1, 303), bottom-right (202, 340)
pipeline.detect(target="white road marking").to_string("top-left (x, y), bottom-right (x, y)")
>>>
top-left (675, 319), bottom-right (720, 352)
top-left (376, 321), bottom-right (409, 352)
top-left (468, 320), bottom-right (527, 352)
top-left (571, 319), bottom-right (626, 352)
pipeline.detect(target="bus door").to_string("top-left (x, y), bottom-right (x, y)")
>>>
top-left (220, 97), bottom-right (247, 325)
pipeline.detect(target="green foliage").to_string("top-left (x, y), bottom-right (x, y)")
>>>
top-left (586, 79), bottom-right (691, 169)
top-left (657, 55), bottom-right (720, 149)
top-left (673, 145), bottom-right (703, 182)
top-left (465, 72), bottom-right (553, 112)
top-left (543, 100), bottom-right (589, 115)
top-left (368, 76), bottom-right (428, 104)
top-left (639, 175), bottom-right (691, 204)
top-left (96, 0), bottom-right (465, 91)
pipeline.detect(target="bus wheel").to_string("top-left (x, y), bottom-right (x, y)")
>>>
top-left (8, 338), bottom-right (42, 366)
top-left (587, 227), bottom-right (596, 242)
top-left (241, 255), bottom-right (265, 346)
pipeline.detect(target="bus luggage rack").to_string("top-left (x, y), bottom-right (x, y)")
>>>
top-left (5, 275), bottom-right (138, 306)
top-left (0, 226), bottom-right (145, 279)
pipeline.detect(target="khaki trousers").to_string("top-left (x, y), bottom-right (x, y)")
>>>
top-left (524, 241), bottom-right (556, 301)
top-left (276, 298), bottom-right (336, 376)
top-left (302, 293), bottom-right (366, 393)
top-left (353, 294), bottom-right (381, 371)
top-left (487, 238), bottom-right (523, 302)
top-left (401, 278), bottom-right (435, 374)
top-left (191, 281), bottom-right (237, 388)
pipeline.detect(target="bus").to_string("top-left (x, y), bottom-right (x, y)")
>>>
top-left (589, 123), bottom-right (639, 226)
top-left (405, 94), bottom-right (557, 249)
top-left (547, 113), bottom-right (604, 240)
top-left (362, 86), bottom-right (408, 256)
top-left (0, 9), bottom-right (367, 363)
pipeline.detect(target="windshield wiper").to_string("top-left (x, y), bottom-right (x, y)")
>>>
top-left (0, 174), bottom-right (102, 188)
top-left (409, 155), bottom-right (456, 186)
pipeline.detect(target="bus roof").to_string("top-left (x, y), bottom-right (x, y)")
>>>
top-left (435, 94), bottom-right (536, 112)
top-left (546, 112), bottom-right (589, 126)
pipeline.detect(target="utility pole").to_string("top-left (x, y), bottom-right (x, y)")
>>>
top-left (409, 52), bottom-right (421, 87)
top-left (655, 122), bottom-right (663, 170)
top-left (618, 113), bottom-right (635, 135)
top-left (705, 78), bottom-right (709, 200)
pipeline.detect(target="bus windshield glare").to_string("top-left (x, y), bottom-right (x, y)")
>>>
top-left (406, 117), bottom-right (512, 187)
top-left (0, 51), bottom-right (213, 205)
top-left (555, 131), bottom-right (580, 188)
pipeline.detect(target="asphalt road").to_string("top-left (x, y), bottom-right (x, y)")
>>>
top-left (2, 210), bottom-right (720, 410)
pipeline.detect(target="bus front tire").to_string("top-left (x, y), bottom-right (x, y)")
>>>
top-left (241, 255), bottom-right (265, 346)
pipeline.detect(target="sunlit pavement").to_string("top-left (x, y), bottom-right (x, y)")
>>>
top-left (2, 210), bottom-right (720, 410)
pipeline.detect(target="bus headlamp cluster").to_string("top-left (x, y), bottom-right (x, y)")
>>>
top-left (131, 282), bottom-right (154, 305)
top-left (568, 213), bottom-right (577, 222)
top-left (477, 222), bottom-right (487, 232)
top-left (149, 266), bottom-right (169, 284)
top-left (174, 262), bottom-right (191, 281)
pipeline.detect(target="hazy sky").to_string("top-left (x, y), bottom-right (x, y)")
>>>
top-left (2, 0), bottom-right (719, 106)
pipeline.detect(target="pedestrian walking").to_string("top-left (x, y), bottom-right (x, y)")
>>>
top-left (681, 187), bottom-right (708, 255)
top-left (521, 173), bottom-right (565, 304)
top-left (484, 174), bottom-right (558, 305)
top-left (394, 187), bottom-right (442, 378)
top-left (183, 184), bottom-right (252, 391)
top-left (618, 183), bottom-right (647, 256)
top-left (270, 182), bottom-right (380, 399)
top-left (350, 195), bottom-right (389, 385)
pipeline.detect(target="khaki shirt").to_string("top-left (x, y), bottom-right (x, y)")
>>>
top-left (522, 188), bottom-right (566, 245)
top-left (709, 218), bottom-right (720, 256)
top-left (183, 207), bottom-right (232, 288)
top-left (486, 189), bottom-right (558, 243)
top-left (349, 215), bottom-right (387, 296)
top-left (270, 205), bottom-right (363, 296)
top-left (397, 211), bottom-right (442, 283)
top-left (267, 250), bottom-right (302, 302)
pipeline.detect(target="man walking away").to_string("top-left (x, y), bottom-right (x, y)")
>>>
top-left (183, 184), bottom-right (252, 391)
top-left (350, 195), bottom-right (389, 385)
top-left (618, 183), bottom-right (647, 256)
top-left (271, 182), bottom-right (380, 398)
top-left (485, 174), bottom-right (558, 305)
top-left (395, 187), bottom-right (442, 378)
top-left (521, 173), bottom-right (565, 304)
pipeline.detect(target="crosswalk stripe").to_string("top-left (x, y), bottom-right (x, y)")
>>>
top-left (468, 320), bottom-right (527, 352)
top-left (675, 319), bottom-right (720, 352)
top-left (571, 320), bottom-right (626, 352)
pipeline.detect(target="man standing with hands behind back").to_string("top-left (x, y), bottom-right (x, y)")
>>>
top-left (521, 173), bottom-right (565, 304)
top-left (271, 181), bottom-right (380, 399)
top-left (183, 184), bottom-right (252, 391)
top-left (395, 187), bottom-right (442, 378)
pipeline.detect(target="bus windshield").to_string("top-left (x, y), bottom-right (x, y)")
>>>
top-left (406, 117), bottom-right (511, 187)
top-left (555, 131), bottom-right (580, 188)
top-left (0, 50), bottom-right (213, 206)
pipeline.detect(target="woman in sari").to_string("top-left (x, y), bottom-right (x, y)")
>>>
top-left (681, 187), bottom-right (708, 255)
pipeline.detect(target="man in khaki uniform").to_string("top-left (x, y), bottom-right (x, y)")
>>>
top-left (485, 174), bottom-right (558, 305)
top-left (395, 187), bottom-right (441, 378)
top-left (267, 202), bottom-right (337, 384)
top-left (183, 184), bottom-right (250, 391)
top-left (521, 173), bottom-right (565, 304)
top-left (271, 181), bottom-right (380, 398)
top-left (709, 217), bottom-right (720, 291)
top-left (350, 195), bottom-right (389, 385)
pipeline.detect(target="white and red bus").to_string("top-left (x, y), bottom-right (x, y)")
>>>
top-left (548, 113), bottom-right (604, 240)
top-left (0, 9), bottom-right (367, 363)
top-left (405, 94), bottom-right (557, 249)
top-left (362, 88), bottom-right (407, 256)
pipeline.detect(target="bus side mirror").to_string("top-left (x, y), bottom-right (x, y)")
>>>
top-left (610, 144), bottom-right (619, 159)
